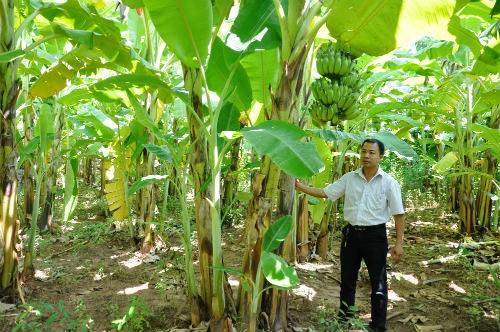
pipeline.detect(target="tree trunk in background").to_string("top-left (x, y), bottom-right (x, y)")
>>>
top-left (138, 147), bottom-right (156, 253)
top-left (296, 195), bottom-right (309, 263)
top-left (100, 158), bottom-right (106, 196)
top-left (167, 118), bottom-right (180, 197)
top-left (40, 104), bottom-right (64, 232)
top-left (0, 0), bottom-right (21, 297)
top-left (183, 66), bottom-right (212, 326)
top-left (316, 211), bottom-right (330, 259)
top-left (476, 108), bottom-right (499, 230)
top-left (23, 112), bottom-right (34, 229)
top-left (83, 157), bottom-right (94, 186)
top-left (221, 135), bottom-right (242, 226)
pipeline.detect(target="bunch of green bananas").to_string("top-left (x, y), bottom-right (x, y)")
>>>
top-left (316, 49), bottom-right (354, 78)
top-left (308, 41), bottom-right (363, 126)
top-left (340, 72), bottom-right (363, 92)
top-left (310, 78), bottom-right (362, 121)
top-left (308, 101), bottom-right (340, 126)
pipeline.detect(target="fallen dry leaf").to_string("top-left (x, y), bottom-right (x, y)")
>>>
top-left (414, 324), bottom-right (444, 332)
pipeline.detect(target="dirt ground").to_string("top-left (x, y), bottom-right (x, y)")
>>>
top-left (0, 206), bottom-right (499, 332)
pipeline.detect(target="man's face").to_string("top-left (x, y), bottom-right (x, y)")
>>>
top-left (360, 142), bottom-right (382, 168)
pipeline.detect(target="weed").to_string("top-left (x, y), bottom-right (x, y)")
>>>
top-left (111, 296), bottom-right (150, 331)
top-left (107, 303), bottom-right (120, 317)
top-left (154, 275), bottom-right (170, 296)
top-left (313, 306), bottom-right (368, 332)
top-left (72, 221), bottom-right (110, 243)
top-left (13, 300), bottom-right (92, 332)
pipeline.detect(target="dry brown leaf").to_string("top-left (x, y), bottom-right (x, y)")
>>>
top-left (414, 324), bottom-right (444, 332)
top-left (0, 302), bottom-right (16, 313)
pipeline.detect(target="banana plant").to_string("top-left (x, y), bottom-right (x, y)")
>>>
top-left (17, 101), bottom-right (55, 280)
top-left (136, 0), bottom-right (248, 328)
top-left (0, 0), bottom-right (22, 293)
top-left (133, 132), bottom-right (203, 330)
top-left (212, 215), bottom-right (300, 332)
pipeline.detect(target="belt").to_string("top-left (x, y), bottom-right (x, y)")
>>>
top-left (348, 223), bottom-right (386, 231)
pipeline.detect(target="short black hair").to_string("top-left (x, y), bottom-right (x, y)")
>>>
top-left (361, 138), bottom-right (385, 155)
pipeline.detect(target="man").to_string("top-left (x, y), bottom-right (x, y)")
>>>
top-left (295, 138), bottom-right (405, 332)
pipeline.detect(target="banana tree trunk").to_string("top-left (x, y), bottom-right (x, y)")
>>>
top-left (82, 157), bottom-right (95, 186)
top-left (100, 158), bottom-right (106, 196)
top-left (476, 107), bottom-right (499, 230)
top-left (238, 164), bottom-right (276, 326)
top-left (296, 195), bottom-right (309, 263)
top-left (221, 136), bottom-right (242, 226)
top-left (138, 147), bottom-right (156, 253)
top-left (459, 85), bottom-right (478, 234)
top-left (476, 155), bottom-right (495, 229)
top-left (23, 112), bottom-right (35, 228)
top-left (238, 41), bottom-right (308, 329)
top-left (40, 103), bottom-right (64, 232)
top-left (0, 0), bottom-right (21, 295)
top-left (315, 205), bottom-right (331, 258)
top-left (184, 66), bottom-right (216, 326)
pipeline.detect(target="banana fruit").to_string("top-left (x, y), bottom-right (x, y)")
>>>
top-left (309, 40), bottom-right (364, 127)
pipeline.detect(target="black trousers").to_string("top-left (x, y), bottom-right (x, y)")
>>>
top-left (339, 224), bottom-right (388, 331)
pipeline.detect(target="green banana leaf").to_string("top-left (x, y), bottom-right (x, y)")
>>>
top-left (206, 38), bottom-right (253, 112)
top-left (261, 251), bottom-right (299, 290)
top-left (63, 154), bottom-right (79, 222)
top-left (469, 123), bottom-right (500, 160)
top-left (230, 0), bottom-right (281, 51)
top-left (121, 0), bottom-right (144, 9)
top-left (240, 120), bottom-right (325, 178)
top-left (313, 129), bottom-right (418, 160)
top-left (311, 138), bottom-right (332, 224)
top-left (61, 74), bottom-right (172, 128)
top-left (0, 49), bottom-right (25, 63)
top-left (326, 0), bottom-right (458, 56)
top-left (433, 151), bottom-right (459, 173)
top-left (448, 15), bottom-right (483, 58)
top-left (67, 104), bottom-right (117, 141)
top-left (128, 175), bottom-right (169, 196)
top-left (143, 0), bottom-right (212, 68)
top-left (240, 48), bottom-right (280, 108)
top-left (37, 0), bottom-right (121, 36)
top-left (263, 215), bottom-right (292, 252)
top-left (372, 131), bottom-right (418, 160)
top-left (143, 144), bottom-right (173, 163)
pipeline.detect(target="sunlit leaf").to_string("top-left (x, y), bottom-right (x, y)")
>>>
top-left (0, 49), bottom-right (25, 63)
top-left (327, 0), bottom-right (457, 56)
top-left (433, 152), bottom-right (459, 173)
top-left (128, 175), bottom-right (168, 196)
top-left (207, 38), bottom-right (252, 112)
top-left (143, 0), bottom-right (212, 68)
top-left (261, 251), bottom-right (299, 289)
top-left (63, 155), bottom-right (78, 222)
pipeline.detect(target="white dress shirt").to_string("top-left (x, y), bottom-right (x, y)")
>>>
top-left (323, 167), bottom-right (404, 226)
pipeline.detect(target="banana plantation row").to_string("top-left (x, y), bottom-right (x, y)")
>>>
top-left (0, 0), bottom-right (499, 331)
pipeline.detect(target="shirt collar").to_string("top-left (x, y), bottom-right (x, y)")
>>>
top-left (355, 167), bottom-right (385, 180)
